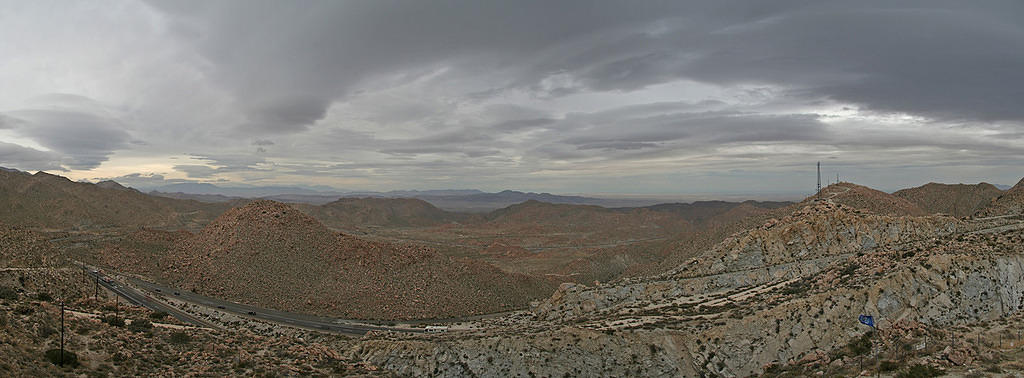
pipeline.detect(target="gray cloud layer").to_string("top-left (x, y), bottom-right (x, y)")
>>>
top-left (0, 1), bottom-right (1022, 192)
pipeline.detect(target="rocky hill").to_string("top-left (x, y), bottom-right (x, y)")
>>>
top-left (295, 197), bottom-right (472, 230)
top-left (0, 169), bottom-right (231, 230)
top-left (976, 177), bottom-right (1024, 217)
top-left (801, 182), bottom-right (926, 216)
top-left (346, 187), bottom-right (1024, 376)
top-left (484, 200), bottom-right (691, 239)
top-left (639, 200), bottom-right (791, 225)
top-left (536, 201), bottom-right (961, 321)
top-left (893, 182), bottom-right (1003, 217)
top-left (112, 200), bottom-right (554, 320)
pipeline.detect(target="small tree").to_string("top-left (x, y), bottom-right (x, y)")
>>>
top-left (0, 286), bottom-right (18, 300)
top-left (102, 315), bottom-right (125, 327)
top-left (44, 349), bottom-right (79, 367)
top-left (168, 331), bottom-right (191, 344)
top-left (127, 318), bottom-right (153, 332)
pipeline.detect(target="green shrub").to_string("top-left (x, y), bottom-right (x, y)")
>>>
top-left (895, 364), bottom-right (944, 378)
top-left (37, 325), bottom-right (57, 338)
top-left (0, 286), bottom-right (18, 300)
top-left (35, 292), bottom-right (52, 302)
top-left (879, 359), bottom-right (901, 372)
top-left (149, 311), bottom-right (168, 320)
top-left (102, 315), bottom-right (125, 327)
top-left (781, 279), bottom-right (811, 296)
top-left (847, 331), bottom-right (874, 356)
top-left (168, 331), bottom-right (191, 344)
top-left (44, 349), bottom-right (79, 367)
top-left (127, 318), bottom-right (152, 332)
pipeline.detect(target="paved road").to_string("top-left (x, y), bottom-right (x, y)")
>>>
top-left (126, 278), bottom-right (424, 335)
top-left (78, 264), bottom-right (220, 329)
top-left (81, 263), bottom-right (424, 335)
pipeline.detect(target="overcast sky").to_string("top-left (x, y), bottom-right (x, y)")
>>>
top-left (1, 1), bottom-right (1022, 195)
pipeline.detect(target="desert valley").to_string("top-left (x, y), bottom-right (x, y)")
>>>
top-left (3, 2), bottom-right (1024, 377)
top-left (2, 167), bottom-right (1024, 376)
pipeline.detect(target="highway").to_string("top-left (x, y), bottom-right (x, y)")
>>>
top-left (80, 265), bottom-right (220, 329)
top-left (127, 278), bottom-right (424, 335)
top-left (78, 263), bottom-right (426, 335)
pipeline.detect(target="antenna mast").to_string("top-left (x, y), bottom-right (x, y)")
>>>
top-left (816, 161), bottom-right (821, 196)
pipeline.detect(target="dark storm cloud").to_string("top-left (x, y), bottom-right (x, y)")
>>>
top-left (556, 111), bottom-right (828, 150)
top-left (5, 1), bottom-right (1024, 192)
top-left (0, 114), bottom-right (25, 129)
top-left (5, 107), bottom-right (132, 170)
top-left (144, 0), bottom-right (692, 132)
top-left (0, 141), bottom-right (65, 171)
top-left (672, 3), bottom-right (1024, 122)
top-left (145, 1), bottom-right (1024, 131)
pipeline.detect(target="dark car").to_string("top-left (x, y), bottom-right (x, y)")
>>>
top-left (155, 288), bottom-right (161, 292)
top-left (247, 311), bottom-right (256, 315)
top-left (217, 305), bottom-right (225, 309)
top-left (173, 292), bottom-right (180, 295)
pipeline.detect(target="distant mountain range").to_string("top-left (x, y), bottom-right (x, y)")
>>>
top-left (145, 182), bottom-right (669, 211)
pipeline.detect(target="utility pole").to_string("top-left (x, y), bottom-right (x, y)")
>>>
top-left (60, 300), bottom-right (65, 367)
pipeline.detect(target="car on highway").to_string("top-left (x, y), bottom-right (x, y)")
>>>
top-left (216, 305), bottom-right (225, 309)
top-left (102, 277), bottom-right (114, 283)
top-left (425, 326), bottom-right (449, 333)
top-left (247, 311), bottom-right (256, 315)
top-left (173, 292), bottom-right (180, 295)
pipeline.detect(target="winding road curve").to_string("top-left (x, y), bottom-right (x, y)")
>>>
top-left (78, 263), bottom-right (426, 335)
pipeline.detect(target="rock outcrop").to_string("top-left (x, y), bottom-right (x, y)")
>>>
top-left (348, 195), bottom-right (1024, 377)
top-left (532, 201), bottom-right (959, 321)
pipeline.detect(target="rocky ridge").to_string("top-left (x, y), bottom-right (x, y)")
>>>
top-left (347, 194), bottom-right (1024, 376)
top-left (0, 169), bottom-right (230, 230)
top-left (533, 201), bottom-right (960, 321)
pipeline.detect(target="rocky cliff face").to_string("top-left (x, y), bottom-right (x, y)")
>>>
top-left (532, 201), bottom-right (960, 321)
top-left (347, 198), bottom-right (1024, 377)
top-left (689, 237), bottom-right (1024, 375)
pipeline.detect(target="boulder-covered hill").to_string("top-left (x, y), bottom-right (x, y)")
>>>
top-left (800, 182), bottom-right (926, 216)
top-left (350, 191), bottom-right (1024, 377)
top-left (294, 197), bottom-right (474, 230)
top-left (157, 200), bottom-right (555, 320)
top-left (0, 169), bottom-right (233, 230)
top-left (893, 182), bottom-right (1003, 217)
top-left (976, 177), bottom-right (1024, 217)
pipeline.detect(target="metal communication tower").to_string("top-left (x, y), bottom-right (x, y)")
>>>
top-left (816, 161), bottom-right (821, 196)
